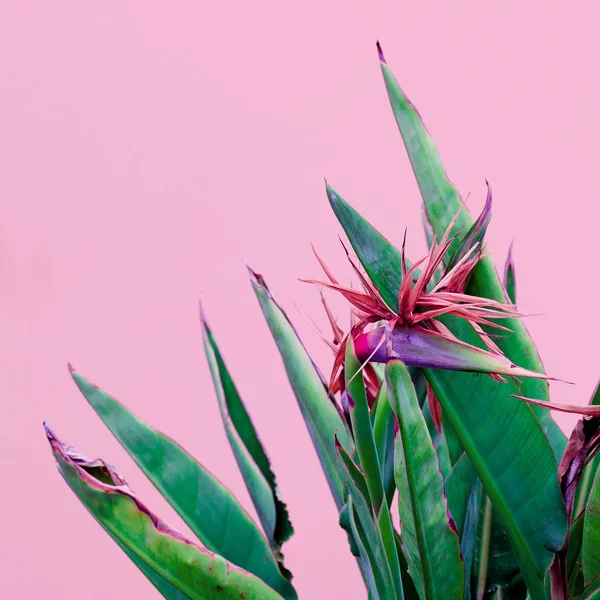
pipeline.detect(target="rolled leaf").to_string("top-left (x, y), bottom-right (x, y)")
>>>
top-left (45, 424), bottom-right (284, 600)
top-left (445, 181), bottom-right (492, 273)
top-left (503, 243), bottom-right (517, 305)
top-left (249, 266), bottom-right (353, 510)
top-left (201, 312), bottom-right (293, 555)
top-left (386, 359), bottom-right (464, 600)
top-left (69, 368), bottom-right (296, 600)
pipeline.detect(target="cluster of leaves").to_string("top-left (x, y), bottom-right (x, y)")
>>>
top-left (46, 44), bottom-right (600, 599)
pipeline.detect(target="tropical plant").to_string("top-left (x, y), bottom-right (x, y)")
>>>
top-left (45, 43), bottom-right (600, 600)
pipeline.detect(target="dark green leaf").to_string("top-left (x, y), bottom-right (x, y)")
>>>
top-left (201, 314), bottom-right (293, 554)
top-left (336, 439), bottom-right (399, 599)
top-left (445, 453), bottom-right (476, 537)
top-left (583, 462), bottom-right (600, 584)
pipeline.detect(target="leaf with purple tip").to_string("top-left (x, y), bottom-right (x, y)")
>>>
top-left (69, 368), bottom-right (297, 599)
top-left (44, 425), bottom-right (285, 600)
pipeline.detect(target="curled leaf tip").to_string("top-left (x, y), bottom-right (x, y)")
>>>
top-left (376, 41), bottom-right (386, 63)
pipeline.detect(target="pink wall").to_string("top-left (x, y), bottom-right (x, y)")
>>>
top-left (1, 1), bottom-right (598, 598)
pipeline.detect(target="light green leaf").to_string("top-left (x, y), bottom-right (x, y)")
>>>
top-left (345, 338), bottom-right (404, 598)
top-left (386, 359), bottom-right (464, 600)
top-left (45, 425), bottom-right (284, 600)
top-left (249, 267), bottom-right (352, 511)
top-left (70, 369), bottom-right (296, 600)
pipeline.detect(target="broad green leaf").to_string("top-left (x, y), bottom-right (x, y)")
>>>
top-left (45, 425), bottom-right (284, 600)
top-left (345, 339), bottom-right (404, 598)
top-left (70, 369), bottom-right (296, 600)
top-left (425, 317), bottom-right (567, 599)
top-left (249, 267), bottom-right (353, 510)
top-left (583, 463), bottom-right (600, 584)
top-left (378, 42), bottom-right (563, 445)
top-left (201, 314), bottom-right (293, 555)
top-left (337, 440), bottom-right (398, 600)
top-left (445, 453), bottom-right (476, 537)
top-left (386, 359), bottom-right (464, 600)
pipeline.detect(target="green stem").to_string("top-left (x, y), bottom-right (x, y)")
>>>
top-left (477, 496), bottom-right (493, 600)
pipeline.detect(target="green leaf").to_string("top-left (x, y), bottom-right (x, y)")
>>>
top-left (425, 319), bottom-right (567, 599)
top-left (461, 479), bottom-right (483, 600)
top-left (69, 368), bottom-right (296, 600)
top-left (249, 267), bottom-right (353, 511)
top-left (45, 425), bottom-right (284, 600)
top-left (583, 462), bottom-right (600, 584)
top-left (377, 42), bottom-right (563, 443)
top-left (344, 339), bottom-right (404, 598)
top-left (574, 381), bottom-right (600, 518)
top-left (371, 380), bottom-right (395, 505)
top-left (472, 500), bottom-right (526, 600)
top-left (445, 453), bottom-right (476, 537)
top-left (568, 513), bottom-right (585, 585)
top-left (346, 497), bottom-right (385, 600)
top-left (503, 243), bottom-right (517, 305)
top-left (386, 359), bottom-right (465, 600)
top-left (577, 572), bottom-right (600, 600)
top-left (201, 313), bottom-right (293, 555)
top-left (326, 182), bottom-right (405, 312)
top-left (337, 440), bottom-right (398, 600)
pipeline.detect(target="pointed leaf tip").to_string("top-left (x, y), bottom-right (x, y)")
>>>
top-left (67, 362), bottom-right (75, 373)
top-left (376, 41), bottom-right (386, 63)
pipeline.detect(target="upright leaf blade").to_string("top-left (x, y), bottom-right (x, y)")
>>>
top-left (249, 267), bottom-right (353, 510)
top-left (201, 314), bottom-right (293, 555)
top-left (326, 183), bottom-right (405, 311)
top-left (386, 359), bottom-right (465, 600)
top-left (70, 368), bottom-right (296, 600)
top-left (45, 425), bottom-right (284, 600)
top-left (583, 464), bottom-right (600, 584)
top-left (377, 42), bottom-right (563, 446)
top-left (344, 339), bottom-right (404, 599)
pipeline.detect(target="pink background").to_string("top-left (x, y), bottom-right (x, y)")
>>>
top-left (2, 2), bottom-right (598, 598)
